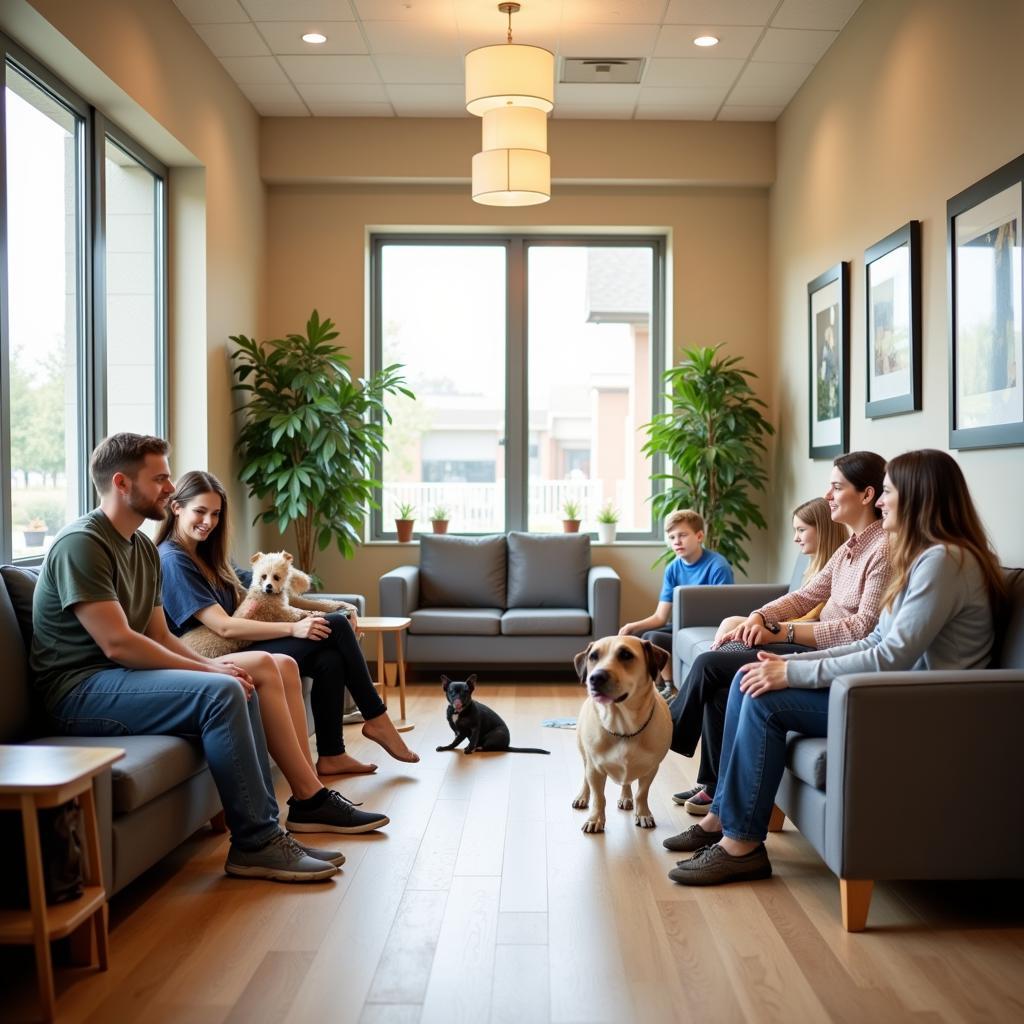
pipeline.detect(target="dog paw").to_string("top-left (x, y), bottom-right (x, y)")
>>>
top-left (617, 797), bottom-right (634, 811)
top-left (581, 818), bottom-right (605, 834)
top-left (463, 748), bottom-right (475, 755)
top-left (571, 797), bottom-right (589, 809)
top-left (634, 813), bottom-right (656, 829)
top-left (435, 746), bottom-right (448, 752)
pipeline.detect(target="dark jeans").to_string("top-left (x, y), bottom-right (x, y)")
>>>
top-left (249, 612), bottom-right (386, 757)
top-left (710, 672), bottom-right (830, 842)
top-left (641, 628), bottom-right (673, 678)
top-left (668, 644), bottom-right (810, 794)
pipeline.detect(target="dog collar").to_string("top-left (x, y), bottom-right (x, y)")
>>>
top-left (599, 700), bottom-right (656, 740)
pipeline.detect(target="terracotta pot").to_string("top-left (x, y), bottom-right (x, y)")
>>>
top-left (431, 520), bottom-right (449, 534)
top-left (562, 519), bottom-right (581, 533)
top-left (395, 518), bottom-right (415, 542)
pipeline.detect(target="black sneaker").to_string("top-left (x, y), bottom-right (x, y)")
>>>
top-left (285, 789), bottom-right (390, 834)
top-left (672, 784), bottom-right (705, 806)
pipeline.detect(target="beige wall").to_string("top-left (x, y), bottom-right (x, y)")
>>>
top-left (770, 0), bottom-right (1024, 573)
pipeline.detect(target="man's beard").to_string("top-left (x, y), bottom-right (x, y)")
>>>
top-left (128, 485), bottom-right (167, 521)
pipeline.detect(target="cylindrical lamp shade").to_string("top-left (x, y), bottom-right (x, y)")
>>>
top-left (472, 148), bottom-right (550, 206)
top-left (481, 105), bottom-right (547, 152)
top-left (465, 44), bottom-right (554, 115)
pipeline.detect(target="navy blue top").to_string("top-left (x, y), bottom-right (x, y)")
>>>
top-left (157, 540), bottom-right (238, 636)
top-left (658, 548), bottom-right (734, 601)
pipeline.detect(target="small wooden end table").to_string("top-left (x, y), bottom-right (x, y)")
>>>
top-left (357, 616), bottom-right (414, 732)
top-left (0, 744), bottom-right (125, 1020)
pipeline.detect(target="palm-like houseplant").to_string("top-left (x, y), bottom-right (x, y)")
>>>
top-left (231, 310), bottom-right (413, 575)
top-left (643, 344), bottom-right (775, 576)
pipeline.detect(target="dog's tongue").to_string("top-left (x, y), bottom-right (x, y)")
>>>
top-left (590, 691), bottom-right (614, 705)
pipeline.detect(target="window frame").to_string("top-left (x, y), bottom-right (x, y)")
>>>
top-left (369, 232), bottom-right (667, 541)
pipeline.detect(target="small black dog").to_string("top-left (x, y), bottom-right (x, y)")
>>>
top-left (436, 675), bottom-right (550, 755)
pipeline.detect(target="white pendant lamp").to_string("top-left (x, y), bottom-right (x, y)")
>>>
top-left (466, 3), bottom-right (554, 207)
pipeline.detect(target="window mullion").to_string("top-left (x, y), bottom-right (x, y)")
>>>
top-left (506, 237), bottom-right (526, 532)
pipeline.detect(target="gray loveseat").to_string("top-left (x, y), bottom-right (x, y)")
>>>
top-left (379, 532), bottom-right (619, 669)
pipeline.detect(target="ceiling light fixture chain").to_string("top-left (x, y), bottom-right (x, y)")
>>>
top-left (499, 2), bottom-right (520, 44)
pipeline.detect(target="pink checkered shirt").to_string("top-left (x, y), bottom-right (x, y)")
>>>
top-left (756, 518), bottom-right (891, 648)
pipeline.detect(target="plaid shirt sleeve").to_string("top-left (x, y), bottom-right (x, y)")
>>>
top-left (810, 543), bottom-right (892, 648)
top-left (757, 550), bottom-right (840, 624)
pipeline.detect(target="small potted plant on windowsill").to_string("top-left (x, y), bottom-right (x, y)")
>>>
top-left (430, 505), bottom-right (450, 534)
top-left (562, 499), bottom-right (582, 534)
top-left (596, 502), bottom-right (619, 544)
top-left (23, 518), bottom-right (47, 547)
top-left (394, 502), bottom-right (415, 543)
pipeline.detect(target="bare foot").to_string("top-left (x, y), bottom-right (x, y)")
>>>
top-left (316, 753), bottom-right (378, 776)
top-left (362, 715), bottom-right (420, 763)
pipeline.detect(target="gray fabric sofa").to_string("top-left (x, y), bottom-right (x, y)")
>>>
top-left (379, 532), bottom-right (620, 669)
top-left (671, 554), bottom-right (808, 685)
top-left (773, 567), bottom-right (1024, 932)
top-left (0, 564), bottom-right (362, 896)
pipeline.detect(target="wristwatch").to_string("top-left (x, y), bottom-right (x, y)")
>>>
top-left (786, 623), bottom-right (795, 644)
top-left (756, 611), bottom-right (781, 635)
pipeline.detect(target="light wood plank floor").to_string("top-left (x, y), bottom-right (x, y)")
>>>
top-left (3, 683), bottom-right (1024, 1023)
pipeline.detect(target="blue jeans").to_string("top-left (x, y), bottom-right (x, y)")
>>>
top-left (709, 672), bottom-right (830, 842)
top-left (52, 668), bottom-right (281, 851)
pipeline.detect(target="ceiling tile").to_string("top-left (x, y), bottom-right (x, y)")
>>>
top-left (354, 0), bottom-right (456, 17)
top-left (771, 0), bottom-right (862, 31)
top-left (553, 106), bottom-right (636, 120)
top-left (363, 20), bottom-right (462, 56)
top-left (655, 24), bottom-right (762, 59)
top-left (645, 57), bottom-right (745, 88)
top-left (220, 55), bottom-right (290, 84)
top-left (456, 0), bottom-right (559, 49)
top-left (635, 103), bottom-right (717, 120)
top-left (278, 54), bottom-right (381, 82)
top-left (555, 83), bottom-right (641, 106)
top-left (295, 81), bottom-right (390, 102)
top-left (374, 55), bottom-right (463, 83)
top-left (753, 27), bottom-right (837, 63)
top-left (241, 0), bottom-right (355, 21)
top-left (717, 104), bottom-right (784, 120)
top-left (173, 0), bottom-right (249, 24)
top-left (665, 0), bottom-right (777, 26)
top-left (561, 0), bottom-right (670, 24)
top-left (638, 84), bottom-right (730, 107)
top-left (255, 21), bottom-right (368, 54)
top-left (238, 81), bottom-right (306, 104)
top-left (386, 83), bottom-right (467, 115)
top-left (308, 100), bottom-right (395, 115)
top-left (728, 60), bottom-right (813, 104)
top-left (557, 23), bottom-right (660, 58)
top-left (193, 23), bottom-right (270, 57)
top-left (252, 99), bottom-right (311, 115)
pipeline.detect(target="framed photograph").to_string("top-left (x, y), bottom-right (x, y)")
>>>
top-left (948, 153), bottom-right (1024, 450)
top-left (865, 221), bottom-right (921, 418)
top-left (808, 262), bottom-right (850, 459)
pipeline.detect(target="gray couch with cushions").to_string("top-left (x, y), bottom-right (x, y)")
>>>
top-left (0, 564), bottom-right (362, 896)
top-left (773, 567), bottom-right (1024, 932)
top-left (379, 532), bottom-right (619, 668)
top-left (671, 554), bottom-right (808, 685)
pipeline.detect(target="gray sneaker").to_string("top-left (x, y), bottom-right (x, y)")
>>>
top-left (293, 841), bottom-right (346, 867)
top-left (225, 831), bottom-right (338, 882)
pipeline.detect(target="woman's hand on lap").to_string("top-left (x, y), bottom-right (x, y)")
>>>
top-left (211, 658), bottom-right (255, 697)
top-left (291, 615), bottom-right (331, 641)
top-left (738, 651), bottom-right (789, 698)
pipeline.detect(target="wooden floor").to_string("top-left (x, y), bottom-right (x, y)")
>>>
top-left (3, 683), bottom-right (1024, 1023)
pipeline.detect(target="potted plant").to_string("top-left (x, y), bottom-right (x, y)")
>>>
top-left (430, 505), bottom-right (450, 534)
top-left (394, 502), bottom-right (415, 543)
top-left (23, 518), bottom-right (47, 547)
top-left (596, 502), bottom-right (619, 544)
top-left (562, 499), bottom-right (582, 534)
top-left (231, 310), bottom-right (414, 576)
top-left (642, 344), bottom-right (775, 575)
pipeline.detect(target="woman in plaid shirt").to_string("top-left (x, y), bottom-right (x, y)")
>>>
top-left (664, 451), bottom-right (890, 834)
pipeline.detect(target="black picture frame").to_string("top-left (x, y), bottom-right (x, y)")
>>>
top-left (807, 262), bottom-right (849, 459)
top-left (947, 153), bottom-right (1024, 450)
top-left (865, 221), bottom-right (921, 418)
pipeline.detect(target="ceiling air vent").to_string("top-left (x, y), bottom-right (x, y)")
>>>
top-left (560, 57), bottom-right (644, 85)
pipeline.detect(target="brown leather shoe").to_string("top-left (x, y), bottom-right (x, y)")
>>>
top-left (662, 822), bottom-right (723, 852)
top-left (667, 843), bottom-right (772, 886)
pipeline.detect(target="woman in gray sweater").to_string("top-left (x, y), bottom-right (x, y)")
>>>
top-left (668, 449), bottom-right (1007, 886)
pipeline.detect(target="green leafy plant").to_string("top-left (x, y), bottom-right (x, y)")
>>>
top-left (395, 501), bottom-right (415, 519)
top-left (596, 502), bottom-right (619, 524)
top-left (231, 310), bottom-right (414, 575)
top-left (430, 505), bottom-right (450, 521)
top-left (642, 344), bottom-right (775, 575)
top-left (562, 499), bottom-right (582, 520)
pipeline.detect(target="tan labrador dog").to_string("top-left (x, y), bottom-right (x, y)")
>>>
top-left (572, 636), bottom-right (672, 833)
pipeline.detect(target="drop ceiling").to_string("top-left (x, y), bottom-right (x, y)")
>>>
top-left (173, 0), bottom-right (863, 121)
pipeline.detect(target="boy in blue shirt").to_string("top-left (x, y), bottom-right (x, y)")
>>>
top-left (619, 509), bottom-right (733, 697)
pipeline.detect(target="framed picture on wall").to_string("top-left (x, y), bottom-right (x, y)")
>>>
top-left (808, 262), bottom-right (849, 459)
top-left (948, 153), bottom-right (1024, 450)
top-left (865, 221), bottom-right (921, 418)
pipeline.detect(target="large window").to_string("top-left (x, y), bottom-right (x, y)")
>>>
top-left (371, 235), bottom-right (665, 539)
top-left (0, 37), bottom-right (167, 563)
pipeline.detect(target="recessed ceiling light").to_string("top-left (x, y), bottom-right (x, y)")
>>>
top-left (694, 35), bottom-right (719, 47)
top-left (302, 32), bottom-right (327, 44)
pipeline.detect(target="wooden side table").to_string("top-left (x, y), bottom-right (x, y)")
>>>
top-left (357, 616), bottom-right (414, 732)
top-left (0, 744), bottom-right (125, 1020)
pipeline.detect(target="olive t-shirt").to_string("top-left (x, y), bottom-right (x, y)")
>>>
top-left (30, 509), bottom-right (162, 713)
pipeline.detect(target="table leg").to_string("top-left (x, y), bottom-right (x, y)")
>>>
top-left (394, 629), bottom-right (414, 732)
top-left (21, 794), bottom-right (56, 1020)
top-left (376, 632), bottom-right (387, 709)
top-left (79, 786), bottom-right (110, 971)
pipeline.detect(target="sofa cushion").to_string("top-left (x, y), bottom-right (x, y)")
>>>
top-left (786, 734), bottom-right (827, 791)
top-left (0, 565), bottom-right (38, 650)
top-left (501, 608), bottom-right (591, 636)
top-left (419, 534), bottom-right (506, 609)
top-left (675, 626), bottom-right (717, 675)
top-left (996, 567), bottom-right (1024, 670)
top-left (28, 734), bottom-right (208, 814)
top-left (506, 532), bottom-right (589, 609)
top-left (409, 608), bottom-right (502, 636)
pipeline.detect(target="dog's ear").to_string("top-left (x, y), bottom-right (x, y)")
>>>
top-left (282, 551), bottom-right (294, 563)
top-left (249, 551), bottom-right (263, 565)
top-left (573, 644), bottom-right (593, 683)
top-left (288, 568), bottom-right (312, 595)
top-left (466, 673), bottom-right (477, 692)
top-left (441, 675), bottom-right (450, 691)
top-left (641, 639), bottom-right (670, 681)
